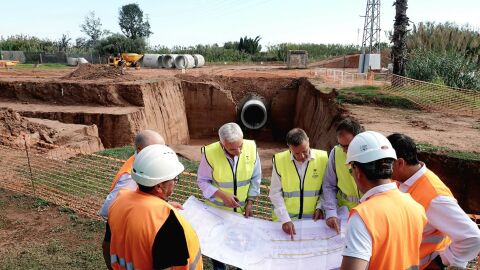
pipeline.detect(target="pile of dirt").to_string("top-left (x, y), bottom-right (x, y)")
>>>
top-left (0, 108), bottom-right (57, 147)
top-left (62, 64), bottom-right (135, 81)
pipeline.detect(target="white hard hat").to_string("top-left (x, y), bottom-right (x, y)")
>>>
top-left (345, 131), bottom-right (397, 164)
top-left (131, 144), bottom-right (185, 187)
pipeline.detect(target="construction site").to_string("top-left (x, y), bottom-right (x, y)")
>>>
top-left (1, 0), bottom-right (480, 269)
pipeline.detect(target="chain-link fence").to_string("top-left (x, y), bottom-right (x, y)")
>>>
top-left (383, 74), bottom-right (480, 116)
top-left (0, 136), bottom-right (273, 220)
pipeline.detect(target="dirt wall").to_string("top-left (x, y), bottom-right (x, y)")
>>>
top-left (0, 81), bottom-right (144, 107)
top-left (294, 78), bottom-right (343, 150)
top-left (182, 80), bottom-right (236, 138)
top-left (418, 152), bottom-right (480, 214)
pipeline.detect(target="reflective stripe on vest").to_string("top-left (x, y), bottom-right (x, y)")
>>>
top-left (407, 169), bottom-right (453, 269)
top-left (109, 190), bottom-right (203, 270)
top-left (352, 188), bottom-right (426, 270)
top-left (110, 254), bottom-right (134, 270)
top-left (110, 155), bottom-right (135, 192)
top-left (334, 145), bottom-right (360, 209)
top-left (272, 149), bottom-right (328, 221)
top-left (203, 140), bottom-right (257, 213)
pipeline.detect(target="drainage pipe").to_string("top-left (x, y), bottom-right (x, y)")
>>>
top-left (162, 54), bottom-right (178, 68)
top-left (240, 96), bottom-right (268, 130)
top-left (143, 54), bottom-right (162, 68)
top-left (193, 54), bottom-right (205, 67)
top-left (174, 54), bottom-right (196, 69)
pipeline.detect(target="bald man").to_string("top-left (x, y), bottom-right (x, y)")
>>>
top-left (99, 129), bottom-right (165, 218)
top-left (101, 130), bottom-right (165, 270)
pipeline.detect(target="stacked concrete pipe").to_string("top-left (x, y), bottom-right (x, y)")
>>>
top-left (174, 54), bottom-right (196, 69)
top-left (162, 54), bottom-right (178, 68)
top-left (142, 54), bottom-right (163, 68)
top-left (193, 54), bottom-right (205, 67)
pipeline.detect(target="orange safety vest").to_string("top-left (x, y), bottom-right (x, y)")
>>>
top-left (109, 155), bottom-right (135, 192)
top-left (108, 190), bottom-right (203, 270)
top-left (407, 169), bottom-right (454, 269)
top-left (351, 188), bottom-right (426, 270)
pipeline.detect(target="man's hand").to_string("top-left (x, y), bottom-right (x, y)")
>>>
top-left (244, 199), bottom-right (254, 218)
top-left (215, 190), bottom-right (241, 208)
top-left (282, 221), bottom-right (296, 240)
top-left (326, 216), bottom-right (341, 234)
top-left (313, 208), bottom-right (324, 221)
top-left (168, 201), bottom-right (184, 210)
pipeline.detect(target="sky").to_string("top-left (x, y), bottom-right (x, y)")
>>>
top-left (1, 0), bottom-right (479, 49)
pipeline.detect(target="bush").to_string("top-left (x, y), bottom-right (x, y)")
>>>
top-left (95, 34), bottom-right (146, 55)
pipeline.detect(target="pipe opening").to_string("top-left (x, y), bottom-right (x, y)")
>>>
top-left (240, 99), bottom-right (267, 130)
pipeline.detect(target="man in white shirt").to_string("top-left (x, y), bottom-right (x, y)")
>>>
top-left (388, 133), bottom-right (480, 269)
top-left (269, 128), bottom-right (328, 239)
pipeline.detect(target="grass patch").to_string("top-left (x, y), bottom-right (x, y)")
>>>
top-left (417, 143), bottom-right (480, 161)
top-left (96, 145), bottom-right (134, 160)
top-left (13, 63), bottom-right (70, 70)
top-left (337, 85), bottom-right (420, 109)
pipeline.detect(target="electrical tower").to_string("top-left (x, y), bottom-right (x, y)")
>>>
top-left (359, 0), bottom-right (381, 73)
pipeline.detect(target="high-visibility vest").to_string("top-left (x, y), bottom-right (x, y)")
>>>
top-left (109, 190), bottom-right (203, 270)
top-left (352, 188), bottom-right (426, 270)
top-left (272, 149), bottom-right (328, 220)
top-left (202, 140), bottom-right (257, 212)
top-left (406, 169), bottom-right (454, 269)
top-left (109, 155), bottom-right (135, 192)
top-left (334, 145), bottom-right (361, 209)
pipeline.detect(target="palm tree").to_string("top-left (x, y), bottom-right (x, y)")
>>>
top-left (391, 0), bottom-right (409, 77)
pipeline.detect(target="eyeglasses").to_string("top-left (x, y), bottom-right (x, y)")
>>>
top-left (348, 163), bottom-right (355, 175)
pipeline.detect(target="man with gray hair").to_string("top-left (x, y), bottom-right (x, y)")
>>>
top-left (197, 122), bottom-right (261, 270)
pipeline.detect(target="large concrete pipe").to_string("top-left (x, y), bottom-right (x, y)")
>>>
top-left (162, 54), bottom-right (178, 68)
top-left (240, 96), bottom-right (268, 130)
top-left (67, 57), bottom-right (78, 66)
top-left (174, 54), bottom-right (196, 69)
top-left (193, 54), bottom-right (205, 67)
top-left (143, 54), bottom-right (162, 68)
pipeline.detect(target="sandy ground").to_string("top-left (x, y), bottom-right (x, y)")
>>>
top-left (344, 104), bottom-right (480, 153)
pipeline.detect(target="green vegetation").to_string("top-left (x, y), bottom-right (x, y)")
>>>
top-left (417, 143), bottom-right (480, 161)
top-left (336, 85), bottom-right (420, 109)
top-left (14, 63), bottom-right (70, 69)
top-left (96, 145), bottom-right (134, 160)
top-left (406, 22), bottom-right (480, 90)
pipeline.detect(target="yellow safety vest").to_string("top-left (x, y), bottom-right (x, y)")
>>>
top-left (334, 145), bottom-right (361, 209)
top-left (272, 149), bottom-right (328, 220)
top-left (202, 140), bottom-right (257, 213)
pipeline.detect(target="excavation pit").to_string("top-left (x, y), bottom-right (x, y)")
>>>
top-left (0, 70), bottom-right (479, 213)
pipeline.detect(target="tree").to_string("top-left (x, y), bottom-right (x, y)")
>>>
top-left (56, 33), bottom-right (71, 52)
top-left (118, 3), bottom-right (152, 39)
top-left (95, 33), bottom-right (146, 55)
top-left (80, 11), bottom-right (104, 43)
top-left (391, 0), bottom-right (409, 77)
top-left (238, 36), bottom-right (262, 55)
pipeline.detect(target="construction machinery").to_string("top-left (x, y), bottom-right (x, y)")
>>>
top-left (108, 53), bottom-right (143, 68)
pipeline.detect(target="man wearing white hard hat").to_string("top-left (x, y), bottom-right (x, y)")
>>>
top-left (340, 131), bottom-right (426, 270)
top-left (106, 144), bottom-right (203, 270)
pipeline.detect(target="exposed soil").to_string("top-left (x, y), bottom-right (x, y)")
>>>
top-left (0, 108), bottom-right (57, 147)
top-left (62, 64), bottom-right (135, 81)
top-left (343, 104), bottom-right (480, 153)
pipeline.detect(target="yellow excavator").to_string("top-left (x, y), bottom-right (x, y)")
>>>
top-left (108, 53), bottom-right (143, 68)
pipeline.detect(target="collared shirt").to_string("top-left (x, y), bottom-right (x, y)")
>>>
top-left (399, 164), bottom-right (480, 268)
top-left (322, 148), bottom-right (341, 220)
top-left (197, 149), bottom-right (262, 202)
top-left (99, 173), bottom-right (138, 218)
top-left (269, 151), bottom-right (323, 224)
top-left (342, 182), bottom-right (398, 262)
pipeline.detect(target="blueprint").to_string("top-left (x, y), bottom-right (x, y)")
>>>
top-left (180, 196), bottom-right (348, 270)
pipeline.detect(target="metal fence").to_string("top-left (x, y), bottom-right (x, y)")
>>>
top-left (0, 137), bottom-right (273, 220)
top-left (315, 68), bottom-right (480, 117)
